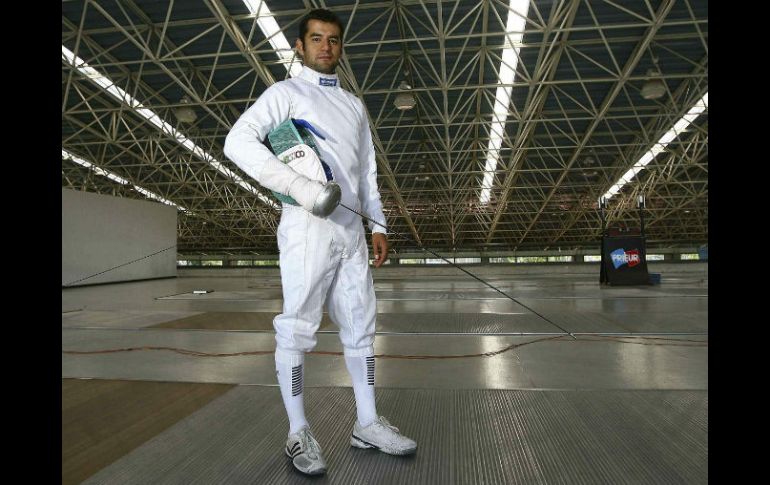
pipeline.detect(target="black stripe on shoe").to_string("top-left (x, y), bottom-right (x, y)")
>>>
top-left (289, 442), bottom-right (301, 455)
top-left (352, 434), bottom-right (379, 450)
top-left (286, 447), bottom-right (302, 458)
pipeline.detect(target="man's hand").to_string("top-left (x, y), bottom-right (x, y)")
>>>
top-left (371, 232), bottom-right (389, 268)
top-left (256, 157), bottom-right (341, 218)
top-left (288, 178), bottom-right (341, 218)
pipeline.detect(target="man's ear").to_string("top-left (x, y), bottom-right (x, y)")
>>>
top-left (295, 38), bottom-right (304, 58)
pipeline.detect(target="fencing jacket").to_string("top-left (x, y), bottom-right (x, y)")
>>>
top-left (224, 66), bottom-right (386, 234)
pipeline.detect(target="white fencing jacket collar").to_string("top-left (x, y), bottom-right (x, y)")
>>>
top-left (297, 67), bottom-right (339, 87)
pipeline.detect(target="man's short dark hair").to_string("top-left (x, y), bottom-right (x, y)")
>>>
top-left (298, 8), bottom-right (344, 43)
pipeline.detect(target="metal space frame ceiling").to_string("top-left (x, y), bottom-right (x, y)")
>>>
top-left (62, 0), bottom-right (708, 255)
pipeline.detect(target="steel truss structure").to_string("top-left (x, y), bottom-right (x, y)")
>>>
top-left (62, 0), bottom-right (708, 255)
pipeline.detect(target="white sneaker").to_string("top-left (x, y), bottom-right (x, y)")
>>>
top-left (285, 426), bottom-right (327, 475)
top-left (350, 416), bottom-right (417, 455)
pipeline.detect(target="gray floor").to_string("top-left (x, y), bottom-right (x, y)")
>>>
top-left (62, 265), bottom-right (708, 483)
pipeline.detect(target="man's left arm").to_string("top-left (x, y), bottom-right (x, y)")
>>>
top-left (358, 111), bottom-right (389, 268)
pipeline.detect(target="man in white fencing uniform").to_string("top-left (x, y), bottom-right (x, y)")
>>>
top-left (223, 8), bottom-right (416, 476)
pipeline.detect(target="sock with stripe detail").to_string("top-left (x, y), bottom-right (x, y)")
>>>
top-left (276, 360), bottom-right (309, 435)
top-left (344, 354), bottom-right (378, 428)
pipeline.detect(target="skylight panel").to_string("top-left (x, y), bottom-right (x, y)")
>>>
top-left (601, 92), bottom-right (708, 200)
top-left (480, 0), bottom-right (530, 205)
top-left (62, 45), bottom-right (278, 210)
top-left (243, 0), bottom-right (302, 77)
top-left (62, 149), bottom-right (190, 213)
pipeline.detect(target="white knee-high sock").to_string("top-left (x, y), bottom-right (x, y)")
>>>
top-left (344, 354), bottom-right (378, 427)
top-left (276, 360), bottom-right (309, 435)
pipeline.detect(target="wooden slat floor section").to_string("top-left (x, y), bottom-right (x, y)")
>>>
top-left (80, 387), bottom-right (708, 484)
top-left (62, 379), bottom-right (235, 485)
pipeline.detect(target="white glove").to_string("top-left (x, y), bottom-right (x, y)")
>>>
top-left (258, 157), bottom-right (340, 217)
top-left (287, 176), bottom-right (341, 217)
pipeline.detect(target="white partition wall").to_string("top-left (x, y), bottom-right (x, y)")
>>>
top-left (62, 188), bottom-right (177, 287)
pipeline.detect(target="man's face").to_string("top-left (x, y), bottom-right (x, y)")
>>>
top-left (295, 19), bottom-right (342, 74)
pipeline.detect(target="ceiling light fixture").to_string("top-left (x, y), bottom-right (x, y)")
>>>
top-left (394, 81), bottom-right (416, 110)
top-left (173, 95), bottom-right (197, 124)
top-left (641, 68), bottom-right (666, 100)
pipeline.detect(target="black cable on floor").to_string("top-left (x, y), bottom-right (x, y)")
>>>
top-left (62, 245), bottom-right (177, 288)
top-left (61, 335), bottom-right (708, 360)
top-left (340, 203), bottom-right (577, 339)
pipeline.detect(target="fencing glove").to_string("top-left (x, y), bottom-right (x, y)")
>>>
top-left (258, 156), bottom-right (341, 218)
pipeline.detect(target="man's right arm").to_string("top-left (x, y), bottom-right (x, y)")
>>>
top-left (223, 84), bottom-right (341, 217)
top-left (224, 84), bottom-right (290, 182)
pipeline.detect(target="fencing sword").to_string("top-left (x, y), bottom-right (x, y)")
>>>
top-left (338, 203), bottom-right (577, 340)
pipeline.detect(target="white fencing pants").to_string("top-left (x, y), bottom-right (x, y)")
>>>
top-left (273, 205), bottom-right (376, 367)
